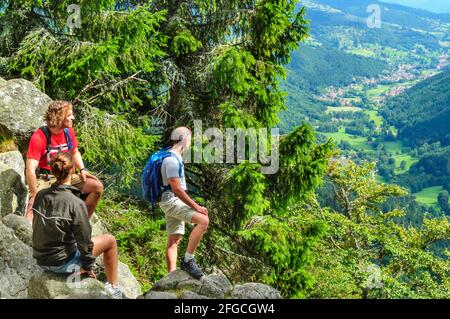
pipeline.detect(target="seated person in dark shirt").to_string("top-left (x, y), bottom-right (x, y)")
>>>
top-left (32, 151), bottom-right (122, 299)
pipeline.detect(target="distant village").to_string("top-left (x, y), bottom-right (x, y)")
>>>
top-left (318, 53), bottom-right (449, 107)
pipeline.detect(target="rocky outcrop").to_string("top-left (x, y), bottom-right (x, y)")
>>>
top-left (2, 213), bottom-right (33, 246)
top-left (142, 270), bottom-right (282, 299)
top-left (0, 162), bottom-right (27, 218)
top-left (230, 283), bottom-right (282, 299)
top-left (0, 77), bottom-right (51, 147)
top-left (27, 272), bottom-right (111, 299)
top-left (0, 151), bottom-right (27, 217)
top-left (0, 211), bottom-right (142, 299)
top-left (0, 151), bottom-right (25, 182)
top-left (0, 115), bottom-right (142, 299)
top-left (0, 218), bottom-right (41, 299)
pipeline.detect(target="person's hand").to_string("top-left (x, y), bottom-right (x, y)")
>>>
top-left (78, 268), bottom-right (96, 279)
top-left (80, 170), bottom-right (100, 182)
top-left (80, 169), bottom-right (87, 182)
top-left (195, 205), bottom-right (208, 216)
top-left (85, 171), bottom-right (100, 182)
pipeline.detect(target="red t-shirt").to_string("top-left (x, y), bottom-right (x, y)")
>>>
top-left (27, 128), bottom-right (79, 171)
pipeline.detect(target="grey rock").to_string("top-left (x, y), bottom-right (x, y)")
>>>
top-left (151, 270), bottom-right (228, 299)
top-left (0, 78), bottom-right (51, 145)
top-left (116, 261), bottom-right (142, 299)
top-left (0, 151), bottom-right (25, 182)
top-left (0, 221), bottom-right (41, 298)
top-left (94, 255), bottom-right (142, 299)
top-left (90, 214), bottom-right (108, 237)
top-left (144, 291), bottom-right (178, 299)
top-left (198, 276), bottom-right (225, 299)
top-left (0, 77), bottom-right (6, 87)
top-left (181, 291), bottom-right (210, 299)
top-left (0, 162), bottom-right (28, 217)
top-left (27, 272), bottom-right (110, 299)
top-left (230, 283), bottom-right (282, 299)
top-left (206, 274), bottom-right (233, 295)
top-left (152, 269), bottom-right (193, 291)
top-left (176, 277), bottom-right (203, 293)
top-left (1, 214), bottom-right (32, 246)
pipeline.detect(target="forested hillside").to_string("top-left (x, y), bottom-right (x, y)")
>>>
top-left (279, 44), bottom-right (387, 132)
top-left (288, 45), bottom-right (388, 93)
top-left (382, 69), bottom-right (450, 147)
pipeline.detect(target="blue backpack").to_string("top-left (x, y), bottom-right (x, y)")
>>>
top-left (142, 147), bottom-right (183, 211)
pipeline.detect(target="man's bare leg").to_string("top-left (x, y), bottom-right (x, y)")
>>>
top-left (186, 213), bottom-right (209, 255)
top-left (166, 234), bottom-right (182, 273)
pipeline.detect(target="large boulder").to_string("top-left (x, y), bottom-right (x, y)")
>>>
top-left (150, 270), bottom-right (226, 298)
top-left (147, 269), bottom-right (255, 299)
top-left (146, 270), bottom-right (282, 299)
top-left (230, 283), bottom-right (282, 299)
top-left (0, 220), bottom-right (41, 299)
top-left (0, 162), bottom-right (28, 218)
top-left (0, 78), bottom-right (51, 146)
top-left (2, 214), bottom-right (32, 246)
top-left (144, 291), bottom-right (177, 299)
top-left (27, 272), bottom-right (110, 299)
top-left (0, 77), bottom-right (6, 87)
top-left (116, 262), bottom-right (142, 299)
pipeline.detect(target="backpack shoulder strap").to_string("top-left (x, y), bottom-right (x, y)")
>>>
top-left (40, 126), bottom-right (52, 164)
top-left (169, 153), bottom-right (183, 178)
top-left (41, 126), bottom-right (51, 147)
top-left (63, 128), bottom-right (73, 151)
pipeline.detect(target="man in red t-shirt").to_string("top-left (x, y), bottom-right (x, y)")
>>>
top-left (25, 101), bottom-right (103, 221)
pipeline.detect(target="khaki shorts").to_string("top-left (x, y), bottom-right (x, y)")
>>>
top-left (158, 197), bottom-right (196, 235)
top-left (36, 174), bottom-right (85, 193)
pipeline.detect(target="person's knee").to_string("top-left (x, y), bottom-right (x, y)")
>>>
top-left (198, 215), bottom-right (209, 231)
top-left (106, 234), bottom-right (117, 248)
top-left (94, 180), bottom-right (104, 195)
top-left (168, 234), bottom-right (182, 246)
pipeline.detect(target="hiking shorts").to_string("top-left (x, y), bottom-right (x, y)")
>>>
top-left (158, 197), bottom-right (196, 236)
top-left (36, 174), bottom-right (85, 193)
top-left (39, 250), bottom-right (82, 273)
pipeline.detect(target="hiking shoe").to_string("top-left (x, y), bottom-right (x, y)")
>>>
top-left (105, 282), bottom-right (123, 299)
top-left (180, 258), bottom-right (204, 279)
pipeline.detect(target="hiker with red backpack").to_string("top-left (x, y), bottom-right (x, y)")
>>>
top-left (142, 127), bottom-right (209, 279)
top-left (25, 101), bottom-right (103, 221)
